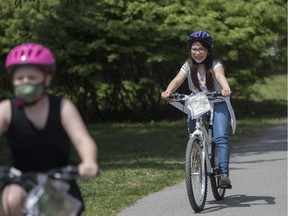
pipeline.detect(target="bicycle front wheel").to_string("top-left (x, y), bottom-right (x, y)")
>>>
top-left (185, 136), bottom-right (207, 212)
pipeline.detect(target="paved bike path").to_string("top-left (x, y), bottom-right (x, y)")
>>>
top-left (117, 121), bottom-right (287, 216)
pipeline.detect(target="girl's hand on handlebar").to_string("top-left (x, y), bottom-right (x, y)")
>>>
top-left (161, 91), bottom-right (172, 101)
top-left (78, 161), bottom-right (100, 178)
top-left (221, 89), bottom-right (232, 97)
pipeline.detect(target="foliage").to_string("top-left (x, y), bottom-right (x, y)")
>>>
top-left (0, 0), bottom-right (286, 121)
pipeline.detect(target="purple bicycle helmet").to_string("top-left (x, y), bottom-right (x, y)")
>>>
top-left (5, 43), bottom-right (55, 73)
top-left (188, 31), bottom-right (214, 47)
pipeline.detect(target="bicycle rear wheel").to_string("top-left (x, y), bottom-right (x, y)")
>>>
top-left (185, 136), bottom-right (207, 212)
top-left (210, 142), bottom-right (225, 200)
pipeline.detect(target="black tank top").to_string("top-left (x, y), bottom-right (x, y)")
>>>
top-left (6, 95), bottom-right (71, 172)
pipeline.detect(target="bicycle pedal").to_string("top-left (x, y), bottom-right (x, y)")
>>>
top-left (218, 184), bottom-right (232, 189)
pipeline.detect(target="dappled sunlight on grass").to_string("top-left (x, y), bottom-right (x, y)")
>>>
top-left (250, 74), bottom-right (287, 101)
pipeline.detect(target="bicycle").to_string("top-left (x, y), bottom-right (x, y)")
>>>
top-left (0, 165), bottom-right (84, 216)
top-left (168, 91), bottom-right (232, 212)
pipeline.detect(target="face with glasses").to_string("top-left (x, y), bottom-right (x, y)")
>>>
top-left (190, 42), bottom-right (208, 64)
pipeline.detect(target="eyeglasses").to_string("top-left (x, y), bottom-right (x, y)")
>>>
top-left (191, 48), bottom-right (206, 54)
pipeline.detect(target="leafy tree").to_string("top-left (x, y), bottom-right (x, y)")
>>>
top-left (0, 0), bottom-right (286, 121)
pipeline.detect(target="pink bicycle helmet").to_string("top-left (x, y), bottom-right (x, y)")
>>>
top-left (5, 43), bottom-right (55, 73)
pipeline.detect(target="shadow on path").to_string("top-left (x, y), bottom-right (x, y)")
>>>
top-left (201, 194), bottom-right (276, 213)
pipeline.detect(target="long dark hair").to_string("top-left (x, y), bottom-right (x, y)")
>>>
top-left (186, 41), bottom-right (215, 92)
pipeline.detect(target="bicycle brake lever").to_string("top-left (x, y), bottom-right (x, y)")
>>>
top-left (9, 167), bottom-right (22, 178)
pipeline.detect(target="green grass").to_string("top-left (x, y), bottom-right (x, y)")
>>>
top-left (80, 121), bottom-right (187, 216)
top-left (232, 74), bottom-right (287, 119)
top-left (251, 74), bottom-right (287, 101)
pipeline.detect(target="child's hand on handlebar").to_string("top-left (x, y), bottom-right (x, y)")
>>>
top-left (78, 161), bottom-right (100, 177)
top-left (161, 91), bottom-right (172, 101)
top-left (221, 89), bottom-right (232, 97)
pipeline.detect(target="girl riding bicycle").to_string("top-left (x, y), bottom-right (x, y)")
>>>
top-left (0, 43), bottom-right (99, 216)
top-left (161, 30), bottom-right (236, 188)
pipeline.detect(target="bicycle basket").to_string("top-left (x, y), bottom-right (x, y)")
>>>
top-left (26, 180), bottom-right (82, 216)
top-left (186, 92), bottom-right (211, 119)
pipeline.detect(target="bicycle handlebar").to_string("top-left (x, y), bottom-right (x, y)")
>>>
top-left (169, 93), bottom-right (186, 100)
top-left (0, 165), bottom-right (82, 182)
top-left (169, 92), bottom-right (223, 100)
top-left (47, 165), bottom-right (81, 180)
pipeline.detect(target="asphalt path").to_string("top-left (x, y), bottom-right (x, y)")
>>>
top-left (117, 121), bottom-right (287, 216)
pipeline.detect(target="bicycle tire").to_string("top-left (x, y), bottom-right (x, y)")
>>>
top-left (210, 141), bottom-right (225, 200)
top-left (185, 136), bottom-right (207, 212)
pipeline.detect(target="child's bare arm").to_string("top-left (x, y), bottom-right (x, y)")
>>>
top-left (214, 65), bottom-right (232, 96)
top-left (61, 99), bottom-right (99, 177)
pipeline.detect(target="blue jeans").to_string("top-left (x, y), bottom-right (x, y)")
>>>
top-left (187, 102), bottom-right (230, 175)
